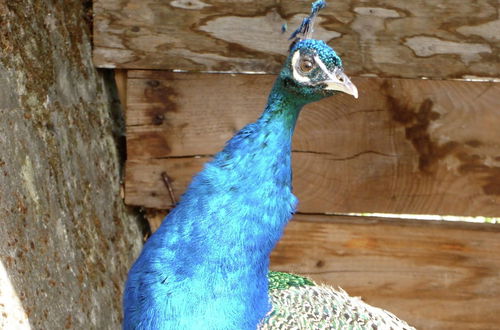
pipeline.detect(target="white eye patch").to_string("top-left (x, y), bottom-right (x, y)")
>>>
top-left (313, 54), bottom-right (339, 82)
top-left (291, 51), bottom-right (313, 84)
top-left (291, 50), bottom-right (336, 86)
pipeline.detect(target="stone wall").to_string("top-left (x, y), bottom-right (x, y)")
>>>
top-left (0, 1), bottom-right (143, 328)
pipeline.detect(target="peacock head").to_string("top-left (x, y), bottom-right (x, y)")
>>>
top-left (278, 0), bottom-right (358, 103)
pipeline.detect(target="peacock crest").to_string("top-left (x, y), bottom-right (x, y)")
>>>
top-left (289, 0), bottom-right (327, 41)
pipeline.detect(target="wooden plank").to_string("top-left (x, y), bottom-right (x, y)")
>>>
top-left (124, 71), bottom-right (500, 216)
top-left (126, 71), bottom-right (269, 157)
top-left (93, 0), bottom-right (499, 79)
top-left (271, 214), bottom-right (500, 330)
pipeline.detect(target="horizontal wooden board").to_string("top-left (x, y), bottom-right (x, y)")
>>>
top-left (271, 214), bottom-right (500, 330)
top-left (94, 0), bottom-right (499, 79)
top-left (125, 71), bottom-right (500, 216)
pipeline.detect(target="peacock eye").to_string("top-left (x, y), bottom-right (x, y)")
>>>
top-left (299, 57), bottom-right (315, 73)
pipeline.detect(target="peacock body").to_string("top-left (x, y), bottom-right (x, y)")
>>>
top-left (123, 1), bottom-right (414, 329)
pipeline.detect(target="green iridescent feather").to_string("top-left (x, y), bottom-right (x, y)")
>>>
top-left (268, 271), bottom-right (316, 290)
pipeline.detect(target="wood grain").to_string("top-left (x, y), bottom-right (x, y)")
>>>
top-left (93, 0), bottom-right (499, 79)
top-left (271, 214), bottom-right (500, 330)
top-left (125, 71), bottom-right (500, 216)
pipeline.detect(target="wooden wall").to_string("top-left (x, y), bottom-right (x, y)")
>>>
top-left (273, 215), bottom-right (500, 330)
top-left (95, 0), bottom-right (500, 329)
top-left (94, 0), bottom-right (499, 79)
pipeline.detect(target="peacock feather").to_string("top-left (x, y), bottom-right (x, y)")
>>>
top-left (123, 1), bottom-right (413, 329)
top-left (263, 272), bottom-right (414, 329)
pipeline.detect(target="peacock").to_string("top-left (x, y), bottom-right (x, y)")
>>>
top-left (123, 1), bottom-right (415, 329)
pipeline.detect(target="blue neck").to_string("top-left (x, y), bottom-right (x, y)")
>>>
top-left (259, 79), bottom-right (305, 131)
top-left (124, 78), bottom-right (305, 329)
top-left (165, 78), bottom-right (304, 264)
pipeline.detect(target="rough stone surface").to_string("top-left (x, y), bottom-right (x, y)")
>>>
top-left (0, 1), bottom-right (143, 328)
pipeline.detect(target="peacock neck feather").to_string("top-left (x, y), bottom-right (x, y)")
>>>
top-left (165, 77), bottom-right (305, 270)
top-left (128, 78), bottom-right (307, 329)
top-left (260, 78), bottom-right (306, 130)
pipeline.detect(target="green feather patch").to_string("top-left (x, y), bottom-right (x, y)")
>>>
top-left (268, 271), bottom-right (316, 290)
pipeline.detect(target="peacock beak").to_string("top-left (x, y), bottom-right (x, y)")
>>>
top-left (312, 54), bottom-right (358, 99)
top-left (324, 71), bottom-right (358, 99)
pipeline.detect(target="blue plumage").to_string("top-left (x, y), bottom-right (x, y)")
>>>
top-left (123, 2), bottom-right (358, 329)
